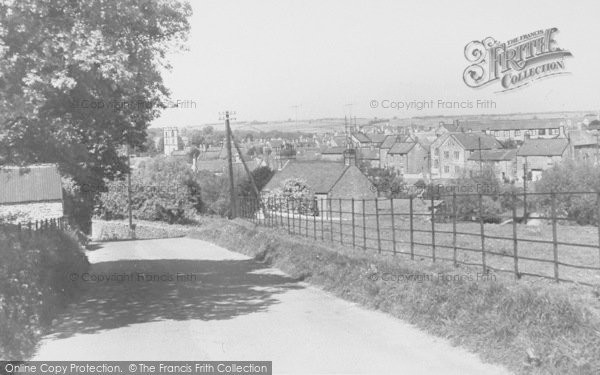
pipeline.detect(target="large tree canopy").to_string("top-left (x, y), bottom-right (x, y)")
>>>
top-left (0, 0), bottom-right (191, 189)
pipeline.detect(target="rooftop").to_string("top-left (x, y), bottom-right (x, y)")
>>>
top-left (262, 161), bottom-right (349, 194)
top-left (0, 164), bottom-right (63, 205)
top-left (517, 138), bottom-right (569, 156)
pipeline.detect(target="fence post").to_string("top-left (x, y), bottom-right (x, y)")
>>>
top-left (430, 194), bottom-right (436, 262)
top-left (278, 197), bottom-right (283, 227)
top-left (452, 192), bottom-right (457, 267)
top-left (390, 197), bottom-right (396, 255)
top-left (479, 192), bottom-right (487, 273)
top-left (362, 199), bottom-right (367, 251)
top-left (313, 199), bottom-right (317, 240)
top-left (320, 198), bottom-right (324, 241)
top-left (329, 198), bottom-right (333, 243)
top-left (351, 198), bottom-right (356, 248)
top-left (409, 196), bottom-right (414, 260)
top-left (293, 199), bottom-right (297, 235)
top-left (286, 199), bottom-right (291, 234)
top-left (339, 199), bottom-right (343, 245)
top-left (375, 198), bottom-right (381, 254)
top-left (551, 191), bottom-right (559, 283)
top-left (305, 200), bottom-right (309, 238)
top-left (512, 192), bottom-right (520, 279)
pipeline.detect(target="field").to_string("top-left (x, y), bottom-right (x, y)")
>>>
top-left (243, 204), bottom-right (600, 288)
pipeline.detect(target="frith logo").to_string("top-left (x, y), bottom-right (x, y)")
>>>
top-left (463, 28), bottom-right (572, 92)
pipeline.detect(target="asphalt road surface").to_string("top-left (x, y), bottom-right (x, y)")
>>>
top-left (34, 237), bottom-right (510, 374)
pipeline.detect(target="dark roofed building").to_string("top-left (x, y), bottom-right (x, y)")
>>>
top-left (516, 138), bottom-right (570, 181)
top-left (0, 164), bottom-right (64, 223)
top-left (517, 138), bottom-right (569, 157)
top-left (468, 149), bottom-right (518, 182)
top-left (320, 147), bottom-right (346, 162)
top-left (262, 160), bottom-right (376, 214)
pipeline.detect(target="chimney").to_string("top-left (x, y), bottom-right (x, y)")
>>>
top-left (343, 148), bottom-right (357, 166)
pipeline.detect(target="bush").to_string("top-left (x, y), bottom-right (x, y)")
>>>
top-left (95, 157), bottom-right (203, 224)
top-left (533, 160), bottom-right (600, 225)
top-left (264, 178), bottom-right (318, 216)
top-left (0, 227), bottom-right (89, 359)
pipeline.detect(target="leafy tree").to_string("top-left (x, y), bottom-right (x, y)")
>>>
top-left (534, 159), bottom-right (600, 225)
top-left (265, 178), bottom-right (317, 215)
top-left (0, 0), bottom-right (192, 229)
top-left (95, 157), bottom-right (202, 223)
top-left (237, 166), bottom-right (274, 198)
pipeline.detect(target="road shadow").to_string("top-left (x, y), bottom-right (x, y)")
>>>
top-left (46, 258), bottom-right (302, 339)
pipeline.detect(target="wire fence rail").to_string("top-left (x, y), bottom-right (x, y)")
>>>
top-left (237, 191), bottom-right (600, 287)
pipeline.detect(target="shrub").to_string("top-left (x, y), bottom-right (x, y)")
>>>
top-left (534, 160), bottom-right (600, 225)
top-left (95, 157), bottom-right (203, 224)
top-left (264, 178), bottom-right (318, 216)
top-left (0, 227), bottom-right (89, 359)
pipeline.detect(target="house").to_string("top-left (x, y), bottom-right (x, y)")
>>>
top-left (386, 141), bottom-right (429, 176)
top-left (379, 135), bottom-right (399, 168)
top-left (350, 132), bottom-right (372, 149)
top-left (467, 149), bottom-right (518, 182)
top-left (0, 164), bottom-right (64, 223)
top-left (163, 127), bottom-right (180, 156)
top-left (357, 149), bottom-right (380, 168)
top-left (262, 159), bottom-right (376, 214)
top-left (569, 130), bottom-right (599, 163)
top-left (430, 133), bottom-right (502, 179)
top-left (320, 147), bottom-right (346, 162)
top-left (479, 119), bottom-right (567, 142)
top-left (516, 138), bottom-right (570, 181)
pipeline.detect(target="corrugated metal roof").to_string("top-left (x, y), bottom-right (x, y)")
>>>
top-left (0, 164), bottom-right (62, 204)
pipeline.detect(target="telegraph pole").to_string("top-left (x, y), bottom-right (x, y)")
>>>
top-left (223, 111), bottom-right (237, 219)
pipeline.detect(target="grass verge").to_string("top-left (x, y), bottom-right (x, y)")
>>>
top-left (189, 218), bottom-right (600, 375)
top-left (0, 227), bottom-right (89, 359)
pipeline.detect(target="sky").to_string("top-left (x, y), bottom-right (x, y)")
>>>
top-left (152, 0), bottom-right (600, 127)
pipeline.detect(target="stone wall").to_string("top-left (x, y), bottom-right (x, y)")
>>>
top-left (0, 201), bottom-right (63, 223)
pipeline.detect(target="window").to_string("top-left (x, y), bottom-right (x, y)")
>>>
top-left (539, 129), bottom-right (546, 135)
top-left (453, 151), bottom-right (460, 160)
top-left (444, 166), bottom-right (450, 173)
top-left (444, 151), bottom-right (449, 158)
top-left (434, 148), bottom-right (439, 156)
top-left (551, 128), bottom-right (559, 135)
top-left (515, 130), bottom-right (521, 136)
top-left (455, 166), bottom-right (459, 173)
top-left (434, 160), bottom-right (439, 168)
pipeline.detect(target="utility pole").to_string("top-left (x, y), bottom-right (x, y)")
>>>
top-left (222, 111), bottom-right (237, 219)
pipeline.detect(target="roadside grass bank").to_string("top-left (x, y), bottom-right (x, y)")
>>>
top-left (0, 226), bottom-right (89, 359)
top-left (188, 218), bottom-right (600, 375)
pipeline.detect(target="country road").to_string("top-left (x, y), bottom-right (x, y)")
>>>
top-left (34, 237), bottom-right (510, 375)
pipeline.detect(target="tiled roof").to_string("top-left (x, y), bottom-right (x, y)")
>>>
top-left (0, 164), bottom-right (63, 204)
top-left (517, 138), bottom-right (569, 156)
top-left (353, 133), bottom-right (371, 143)
top-left (369, 133), bottom-right (388, 144)
top-left (388, 142), bottom-right (416, 155)
top-left (380, 135), bottom-right (398, 149)
top-left (262, 161), bottom-right (349, 194)
top-left (570, 130), bottom-right (597, 146)
top-left (451, 133), bottom-right (501, 150)
top-left (468, 149), bottom-right (517, 161)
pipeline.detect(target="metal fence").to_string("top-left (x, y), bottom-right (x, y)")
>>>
top-left (237, 191), bottom-right (600, 287)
